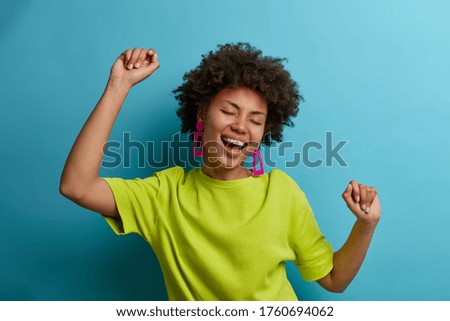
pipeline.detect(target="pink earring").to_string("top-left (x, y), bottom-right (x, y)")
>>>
top-left (252, 146), bottom-right (264, 176)
top-left (193, 121), bottom-right (204, 157)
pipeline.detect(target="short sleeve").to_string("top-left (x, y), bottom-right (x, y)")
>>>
top-left (100, 174), bottom-right (162, 241)
top-left (290, 191), bottom-right (334, 282)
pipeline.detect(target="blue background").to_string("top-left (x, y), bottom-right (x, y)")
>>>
top-left (1, 0), bottom-right (449, 300)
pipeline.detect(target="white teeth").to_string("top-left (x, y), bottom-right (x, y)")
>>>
top-left (224, 137), bottom-right (245, 147)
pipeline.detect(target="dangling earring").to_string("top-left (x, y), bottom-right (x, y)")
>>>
top-left (252, 146), bottom-right (264, 176)
top-left (193, 121), bottom-right (204, 157)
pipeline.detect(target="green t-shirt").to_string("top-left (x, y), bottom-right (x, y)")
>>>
top-left (101, 166), bottom-right (333, 300)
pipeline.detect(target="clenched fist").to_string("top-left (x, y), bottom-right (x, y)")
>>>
top-left (109, 47), bottom-right (160, 88)
top-left (342, 180), bottom-right (381, 225)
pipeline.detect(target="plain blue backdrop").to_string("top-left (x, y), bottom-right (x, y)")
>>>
top-left (1, 0), bottom-right (449, 300)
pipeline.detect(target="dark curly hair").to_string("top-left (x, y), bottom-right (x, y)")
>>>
top-left (173, 42), bottom-right (303, 146)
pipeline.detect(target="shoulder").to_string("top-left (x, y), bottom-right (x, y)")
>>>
top-left (150, 166), bottom-right (185, 180)
top-left (140, 166), bottom-right (186, 189)
top-left (268, 169), bottom-right (308, 203)
top-left (268, 169), bottom-right (302, 189)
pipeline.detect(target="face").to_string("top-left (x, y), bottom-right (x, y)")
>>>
top-left (198, 86), bottom-right (268, 176)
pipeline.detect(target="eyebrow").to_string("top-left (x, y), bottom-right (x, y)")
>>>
top-left (224, 100), bottom-right (267, 117)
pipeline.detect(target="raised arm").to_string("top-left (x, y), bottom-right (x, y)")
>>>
top-left (317, 181), bottom-right (381, 293)
top-left (59, 48), bottom-right (160, 217)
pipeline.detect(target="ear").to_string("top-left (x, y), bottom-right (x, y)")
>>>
top-left (196, 106), bottom-right (205, 122)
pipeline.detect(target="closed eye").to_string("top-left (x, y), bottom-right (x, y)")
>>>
top-left (250, 120), bottom-right (263, 126)
top-left (221, 109), bottom-right (235, 116)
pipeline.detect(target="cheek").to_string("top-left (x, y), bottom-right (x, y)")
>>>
top-left (203, 123), bottom-right (218, 140)
top-left (252, 126), bottom-right (266, 142)
top-left (202, 123), bottom-right (223, 145)
top-left (259, 124), bottom-right (269, 142)
top-left (243, 128), bottom-right (265, 155)
top-left (203, 116), bottom-right (229, 137)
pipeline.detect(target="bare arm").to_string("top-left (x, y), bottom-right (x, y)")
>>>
top-left (59, 47), bottom-right (160, 217)
top-left (317, 182), bottom-right (381, 293)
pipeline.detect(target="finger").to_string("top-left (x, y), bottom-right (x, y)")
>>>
top-left (127, 48), bottom-right (141, 70)
top-left (149, 48), bottom-right (159, 64)
top-left (366, 187), bottom-right (374, 213)
top-left (366, 186), bottom-right (377, 207)
top-left (342, 184), bottom-right (356, 208)
top-left (140, 49), bottom-right (154, 67)
top-left (134, 48), bottom-right (148, 68)
top-left (342, 184), bottom-right (365, 216)
top-left (342, 183), bottom-right (352, 199)
top-left (359, 184), bottom-right (369, 213)
top-left (144, 48), bottom-right (160, 72)
top-left (349, 180), bottom-right (360, 203)
top-left (123, 49), bottom-right (132, 66)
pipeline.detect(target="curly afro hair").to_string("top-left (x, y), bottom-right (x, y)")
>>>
top-left (173, 42), bottom-right (303, 146)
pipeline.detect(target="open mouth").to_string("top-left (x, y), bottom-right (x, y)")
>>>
top-left (221, 136), bottom-right (247, 151)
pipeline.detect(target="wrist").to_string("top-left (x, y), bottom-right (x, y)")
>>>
top-left (355, 218), bottom-right (379, 232)
top-left (106, 77), bottom-right (132, 92)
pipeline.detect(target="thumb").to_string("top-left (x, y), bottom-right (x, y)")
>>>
top-left (112, 53), bottom-right (126, 68)
top-left (342, 183), bottom-right (354, 206)
top-left (145, 50), bottom-right (160, 73)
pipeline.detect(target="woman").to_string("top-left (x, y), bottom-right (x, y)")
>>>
top-left (60, 43), bottom-right (381, 300)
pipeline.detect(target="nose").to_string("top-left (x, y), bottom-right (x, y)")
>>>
top-left (230, 118), bottom-right (247, 135)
